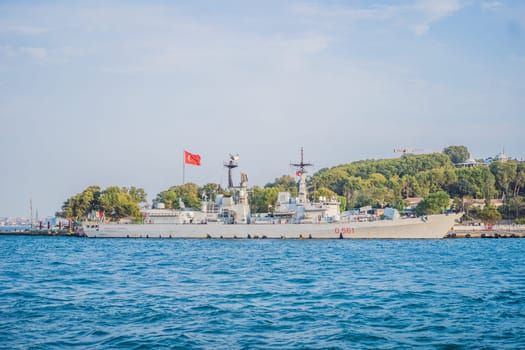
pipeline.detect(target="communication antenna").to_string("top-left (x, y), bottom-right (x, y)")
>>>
top-left (30, 198), bottom-right (33, 229)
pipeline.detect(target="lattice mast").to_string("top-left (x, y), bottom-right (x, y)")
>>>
top-left (291, 147), bottom-right (313, 204)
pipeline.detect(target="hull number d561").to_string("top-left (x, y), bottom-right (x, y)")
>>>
top-left (334, 227), bottom-right (355, 234)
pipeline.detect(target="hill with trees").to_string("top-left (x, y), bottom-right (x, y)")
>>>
top-left (57, 146), bottom-right (525, 223)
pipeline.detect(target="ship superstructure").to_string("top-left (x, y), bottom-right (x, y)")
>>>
top-left (140, 154), bottom-right (250, 225)
top-left (271, 148), bottom-right (340, 223)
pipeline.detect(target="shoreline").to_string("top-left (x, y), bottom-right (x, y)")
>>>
top-left (445, 230), bottom-right (525, 239)
top-left (0, 230), bottom-right (83, 237)
top-left (1, 229), bottom-right (524, 239)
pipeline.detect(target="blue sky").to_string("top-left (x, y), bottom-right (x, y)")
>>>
top-left (1, 0), bottom-right (524, 218)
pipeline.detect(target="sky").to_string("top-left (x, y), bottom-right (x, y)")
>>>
top-left (1, 0), bottom-right (524, 218)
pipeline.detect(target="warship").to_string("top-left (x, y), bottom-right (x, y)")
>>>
top-left (81, 149), bottom-right (458, 239)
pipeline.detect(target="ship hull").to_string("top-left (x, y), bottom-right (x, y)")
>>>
top-left (82, 214), bottom-right (458, 239)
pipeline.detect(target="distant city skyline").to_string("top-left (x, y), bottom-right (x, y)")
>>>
top-left (1, 0), bottom-right (524, 217)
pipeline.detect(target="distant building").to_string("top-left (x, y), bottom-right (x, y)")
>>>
top-left (463, 198), bottom-right (504, 209)
top-left (484, 149), bottom-right (509, 164)
top-left (495, 150), bottom-right (508, 162)
top-left (404, 197), bottom-right (423, 210)
top-left (455, 158), bottom-right (480, 168)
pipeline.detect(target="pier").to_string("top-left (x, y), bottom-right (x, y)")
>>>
top-left (445, 230), bottom-right (525, 238)
top-left (446, 224), bottom-right (525, 238)
top-left (0, 230), bottom-right (84, 237)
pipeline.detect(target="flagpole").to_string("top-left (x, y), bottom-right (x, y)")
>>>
top-left (182, 149), bottom-right (185, 184)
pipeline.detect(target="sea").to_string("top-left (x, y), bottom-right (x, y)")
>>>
top-left (0, 237), bottom-right (524, 349)
top-left (0, 226), bottom-right (29, 231)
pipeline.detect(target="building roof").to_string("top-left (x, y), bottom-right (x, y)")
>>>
top-left (405, 197), bottom-right (423, 204)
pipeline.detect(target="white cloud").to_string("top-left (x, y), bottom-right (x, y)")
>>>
top-left (283, 34), bottom-right (331, 54)
top-left (481, 1), bottom-right (505, 12)
top-left (91, 12), bottom-right (332, 76)
top-left (0, 45), bottom-right (16, 58)
top-left (97, 65), bottom-right (150, 75)
top-left (413, 0), bottom-right (463, 17)
top-left (19, 47), bottom-right (48, 61)
top-left (292, 0), bottom-right (465, 35)
top-left (57, 46), bottom-right (86, 60)
top-left (1, 25), bottom-right (49, 34)
top-left (292, 3), bottom-right (398, 22)
top-left (411, 0), bottom-right (464, 35)
top-left (0, 45), bottom-right (85, 64)
top-left (0, 45), bottom-right (48, 61)
top-left (510, 54), bottom-right (525, 64)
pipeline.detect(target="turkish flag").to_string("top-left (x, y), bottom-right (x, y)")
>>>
top-left (184, 150), bottom-right (201, 166)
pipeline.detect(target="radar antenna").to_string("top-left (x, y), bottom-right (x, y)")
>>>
top-left (291, 147), bottom-right (313, 204)
top-left (224, 154), bottom-right (239, 189)
top-left (291, 147), bottom-right (313, 176)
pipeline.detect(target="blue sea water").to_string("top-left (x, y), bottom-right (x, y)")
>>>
top-left (0, 237), bottom-right (524, 349)
top-left (0, 226), bottom-right (29, 231)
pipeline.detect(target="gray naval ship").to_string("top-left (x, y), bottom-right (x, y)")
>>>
top-left (81, 149), bottom-right (458, 239)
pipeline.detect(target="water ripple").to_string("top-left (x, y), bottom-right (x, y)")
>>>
top-left (0, 237), bottom-right (524, 349)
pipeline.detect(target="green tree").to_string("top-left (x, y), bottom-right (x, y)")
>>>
top-left (450, 167), bottom-right (496, 200)
top-left (311, 168), bottom-right (350, 195)
top-left (173, 183), bottom-right (201, 209)
top-left (154, 183), bottom-right (201, 210)
top-left (309, 153), bottom-right (455, 209)
top-left (393, 198), bottom-right (409, 212)
top-left (99, 186), bottom-right (140, 220)
top-left (59, 185), bottom-right (101, 219)
top-left (154, 189), bottom-right (177, 208)
top-left (250, 186), bottom-right (294, 214)
top-left (355, 185), bottom-right (395, 209)
top-left (451, 197), bottom-right (463, 213)
top-left (448, 178), bottom-right (475, 198)
top-left (262, 187), bottom-right (282, 213)
top-left (507, 196), bottom-right (525, 220)
top-left (399, 174), bottom-right (421, 198)
top-left (443, 145), bottom-right (470, 164)
top-left (512, 162), bottom-right (525, 197)
top-left (490, 161), bottom-right (517, 199)
top-left (265, 175), bottom-right (296, 189)
top-left (249, 186), bottom-right (268, 213)
top-left (200, 183), bottom-right (220, 202)
top-left (415, 191), bottom-right (451, 215)
top-left (127, 186), bottom-right (147, 204)
top-left (477, 205), bottom-right (502, 225)
top-left (416, 168), bottom-right (457, 195)
top-left (338, 196), bottom-right (347, 212)
top-left (309, 187), bottom-right (337, 202)
top-left (265, 175), bottom-right (298, 198)
top-left (340, 176), bottom-right (365, 209)
top-left (369, 173), bottom-right (388, 188)
top-left (481, 166), bottom-right (496, 203)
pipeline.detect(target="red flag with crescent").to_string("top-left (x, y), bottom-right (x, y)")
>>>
top-left (184, 150), bottom-right (201, 166)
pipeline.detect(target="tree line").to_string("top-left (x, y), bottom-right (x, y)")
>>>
top-left (58, 186), bottom-right (147, 222)
top-left (57, 145), bottom-right (525, 224)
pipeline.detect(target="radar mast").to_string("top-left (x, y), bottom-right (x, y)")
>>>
top-left (291, 147), bottom-right (313, 204)
top-left (224, 154), bottom-right (239, 189)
